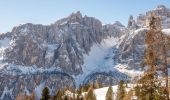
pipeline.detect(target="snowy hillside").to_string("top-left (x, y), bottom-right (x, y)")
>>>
top-left (86, 84), bottom-right (136, 100)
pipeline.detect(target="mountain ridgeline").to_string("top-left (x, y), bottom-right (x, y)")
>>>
top-left (0, 5), bottom-right (170, 100)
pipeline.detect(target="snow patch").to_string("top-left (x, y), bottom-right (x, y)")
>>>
top-left (94, 86), bottom-right (117, 100)
top-left (128, 28), bottom-right (148, 39)
top-left (74, 37), bottom-right (119, 86)
top-left (83, 37), bottom-right (118, 72)
top-left (0, 38), bottom-right (11, 69)
top-left (162, 29), bottom-right (170, 35)
top-left (45, 44), bottom-right (59, 59)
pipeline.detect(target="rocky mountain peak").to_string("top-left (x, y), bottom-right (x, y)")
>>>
top-left (66, 11), bottom-right (83, 24)
top-left (70, 11), bottom-right (82, 19)
top-left (113, 21), bottom-right (125, 27)
top-left (127, 15), bottom-right (138, 29)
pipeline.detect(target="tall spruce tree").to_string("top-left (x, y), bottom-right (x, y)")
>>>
top-left (106, 86), bottom-right (114, 100)
top-left (116, 80), bottom-right (125, 100)
top-left (138, 14), bottom-right (168, 100)
top-left (134, 85), bottom-right (141, 99)
top-left (40, 87), bottom-right (50, 100)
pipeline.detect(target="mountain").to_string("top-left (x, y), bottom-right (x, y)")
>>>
top-left (0, 5), bottom-right (170, 100)
top-left (118, 5), bottom-right (170, 70)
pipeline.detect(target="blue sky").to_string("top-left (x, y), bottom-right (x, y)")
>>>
top-left (0, 0), bottom-right (170, 33)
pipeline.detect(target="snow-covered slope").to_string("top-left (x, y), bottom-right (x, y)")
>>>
top-left (83, 37), bottom-right (118, 72)
top-left (94, 86), bottom-right (118, 100)
top-left (93, 84), bottom-right (135, 100)
top-left (64, 84), bottom-right (136, 100)
top-left (74, 36), bottom-right (130, 86)
top-left (162, 29), bottom-right (170, 35)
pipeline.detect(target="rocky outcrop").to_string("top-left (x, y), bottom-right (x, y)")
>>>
top-left (127, 15), bottom-right (138, 29)
top-left (116, 28), bottom-right (148, 69)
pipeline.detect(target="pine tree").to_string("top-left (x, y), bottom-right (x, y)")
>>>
top-left (138, 15), bottom-right (158, 100)
top-left (135, 82), bottom-right (166, 100)
top-left (106, 86), bottom-right (114, 100)
top-left (85, 87), bottom-right (96, 100)
top-left (116, 80), bottom-right (125, 100)
top-left (138, 14), bottom-right (168, 100)
top-left (134, 85), bottom-right (140, 99)
top-left (154, 82), bottom-right (166, 100)
top-left (40, 87), bottom-right (50, 100)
